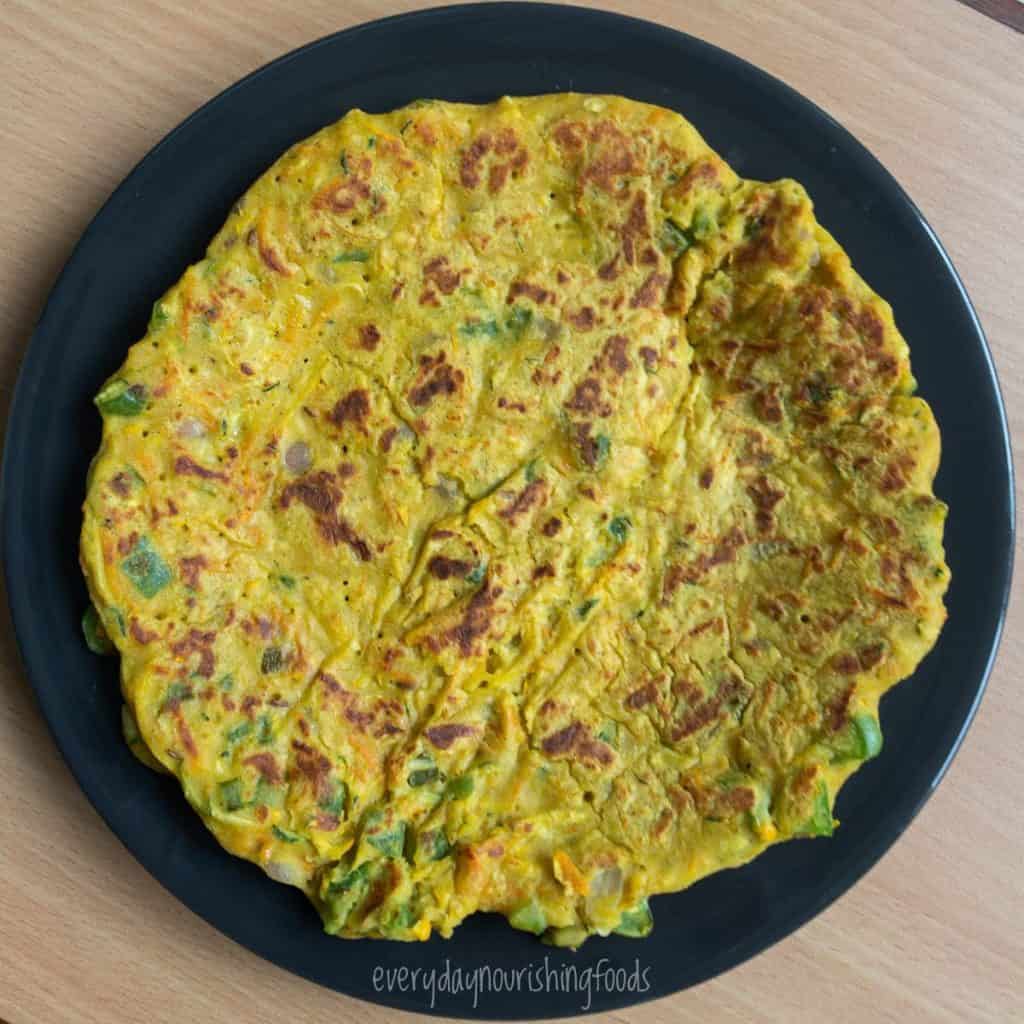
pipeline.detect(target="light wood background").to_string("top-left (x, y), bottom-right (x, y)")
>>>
top-left (1, 2), bottom-right (1020, 1022)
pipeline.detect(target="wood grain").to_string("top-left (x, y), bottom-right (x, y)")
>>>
top-left (0, 2), bottom-right (1021, 1022)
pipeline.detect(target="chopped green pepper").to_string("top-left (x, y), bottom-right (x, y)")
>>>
top-left (408, 766), bottom-right (439, 787)
top-left (120, 536), bottom-right (171, 597)
top-left (333, 249), bottom-right (370, 263)
top-left (82, 605), bottom-right (114, 655)
top-left (365, 811), bottom-right (406, 858)
top-left (505, 306), bottom-right (533, 341)
top-left (218, 778), bottom-right (244, 811)
top-left (418, 829), bottom-right (450, 861)
top-left (96, 379), bottom-right (148, 417)
top-left (615, 898), bottom-right (653, 937)
top-left (596, 720), bottom-right (618, 747)
top-left (608, 516), bottom-right (631, 545)
top-left (446, 774), bottom-right (475, 800)
top-left (593, 433), bottom-right (611, 469)
top-left (801, 782), bottom-right (834, 837)
top-left (466, 563), bottom-right (487, 586)
top-left (832, 713), bottom-right (883, 762)
top-left (148, 301), bottom-right (170, 332)
top-left (225, 721), bottom-right (252, 746)
top-left (691, 206), bottom-right (717, 240)
top-left (577, 597), bottom-right (599, 619)
top-left (320, 781), bottom-right (348, 816)
top-left (459, 318), bottom-right (499, 339)
top-left (272, 824), bottom-right (301, 843)
top-left (254, 777), bottom-right (284, 808)
top-left (261, 646), bottom-right (283, 674)
top-left (256, 715), bottom-right (273, 745)
top-left (509, 899), bottom-right (547, 935)
top-left (660, 218), bottom-right (693, 255)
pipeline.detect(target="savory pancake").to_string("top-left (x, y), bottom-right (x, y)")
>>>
top-left (80, 95), bottom-right (948, 946)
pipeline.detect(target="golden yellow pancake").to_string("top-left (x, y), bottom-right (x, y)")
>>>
top-left (80, 95), bottom-right (947, 945)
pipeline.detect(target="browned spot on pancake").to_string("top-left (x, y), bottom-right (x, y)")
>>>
top-left (581, 128), bottom-right (636, 193)
top-left (240, 362), bottom-right (255, 376)
top-left (278, 470), bottom-right (370, 560)
top-left (620, 193), bottom-right (649, 264)
top-left (566, 306), bottom-right (596, 330)
top-left (595, 334), bottom-right (631, 375)
top-left (244, 752), bottom-right (282, 784)
top-left (630, 272), bottom-right (669, 308)
top-left (625, 682), bottom-right (658, 709)
top-left (508, 280), bottom-right (553, 305)
top-left (291, 739), bottom-right (332, 800)
top-left (174, 456), bottom-right (227, 482)
top-left (425, 723), bottom-right (479, 749)
top-left (129, 618), bottom-right (157, 644)
top-left (532, 563), bottom-right (555, 580)
top-left (565, 378), bottom-right (609, 417)
top-left (110, 472), bottom-right (131, 496)
top-left (408, 352), bottom-right (464, 407)
top-left (747, 474), bottom-right (785, 533)
top-left (670, 675), bottom-right (745, 741)
top-left (826, 684), bottom-right (855, 733)
top-left (721, 787), bottom-right (756, 813)
top-left (699, 467), bottom-right (714, 489)
top-left (858, 643), bottom-right (885, 670)
top-left (439, 582), bottom-right (502, 656)
top-left (423, 256), bottom-right (461, 295)
top-left (312, 172), bottom-right (372, 214)
top-left (753, 383), bottom-right (784, 423)
top-left (639, 346), bottom-right (659, 371)
top-left (379, 426), bottom-right (399, 453)
top-left (664, 526), bottom-right (746, 595)
top-left (428, 555), bottom-right (473, 580)
top-left (240, 695), bottom-right (263, 718)
top-left (170, 628), bottom-right (217, 678)
top-left (573, 422), bottom-right (606, 469)
top-left (460, 132), bottom-right (493, 188)
top-left (542, 517), bottom-right (563, 537)
top-left (552, 121), bottom-right (584, 150)
top-left (598, 256), bottom-right (621, 281)
top-left (359, 324), bottom-right (381, 350)
top-left (541, 721), bottom-right (614, 767)
top-left (328, 388), bottom-right (370, 432)
top-left (793, 763), bottom-right (819, 796)
top-left (736, 192), bottom-right (787, 265)
top-left (499, 479), bottom-right (547, 523)
top-left (832, 653), bottom-right (861, 675)
top-left (179, 554), bottom-right (208, 590)
top-left (175, 714), bottom-right (197, 758)
top-left (879, 462), bottom-right (908, 493)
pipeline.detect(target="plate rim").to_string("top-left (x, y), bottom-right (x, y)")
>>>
top-left (1, 3), bottom-right (1015, 1017)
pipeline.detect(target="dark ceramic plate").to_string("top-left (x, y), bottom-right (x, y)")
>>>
top-left (1, 3), bottom-right (1013, 1017)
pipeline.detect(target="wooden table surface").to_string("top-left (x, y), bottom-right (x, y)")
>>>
top-left (1, 2), bottom-right (1020, 1021)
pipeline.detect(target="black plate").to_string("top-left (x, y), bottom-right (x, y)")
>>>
top-left (1, 3), bottom-right (1013, 1017)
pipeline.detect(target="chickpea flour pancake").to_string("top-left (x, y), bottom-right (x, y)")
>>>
top-left (80, 94), bottom-right (948, 947)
